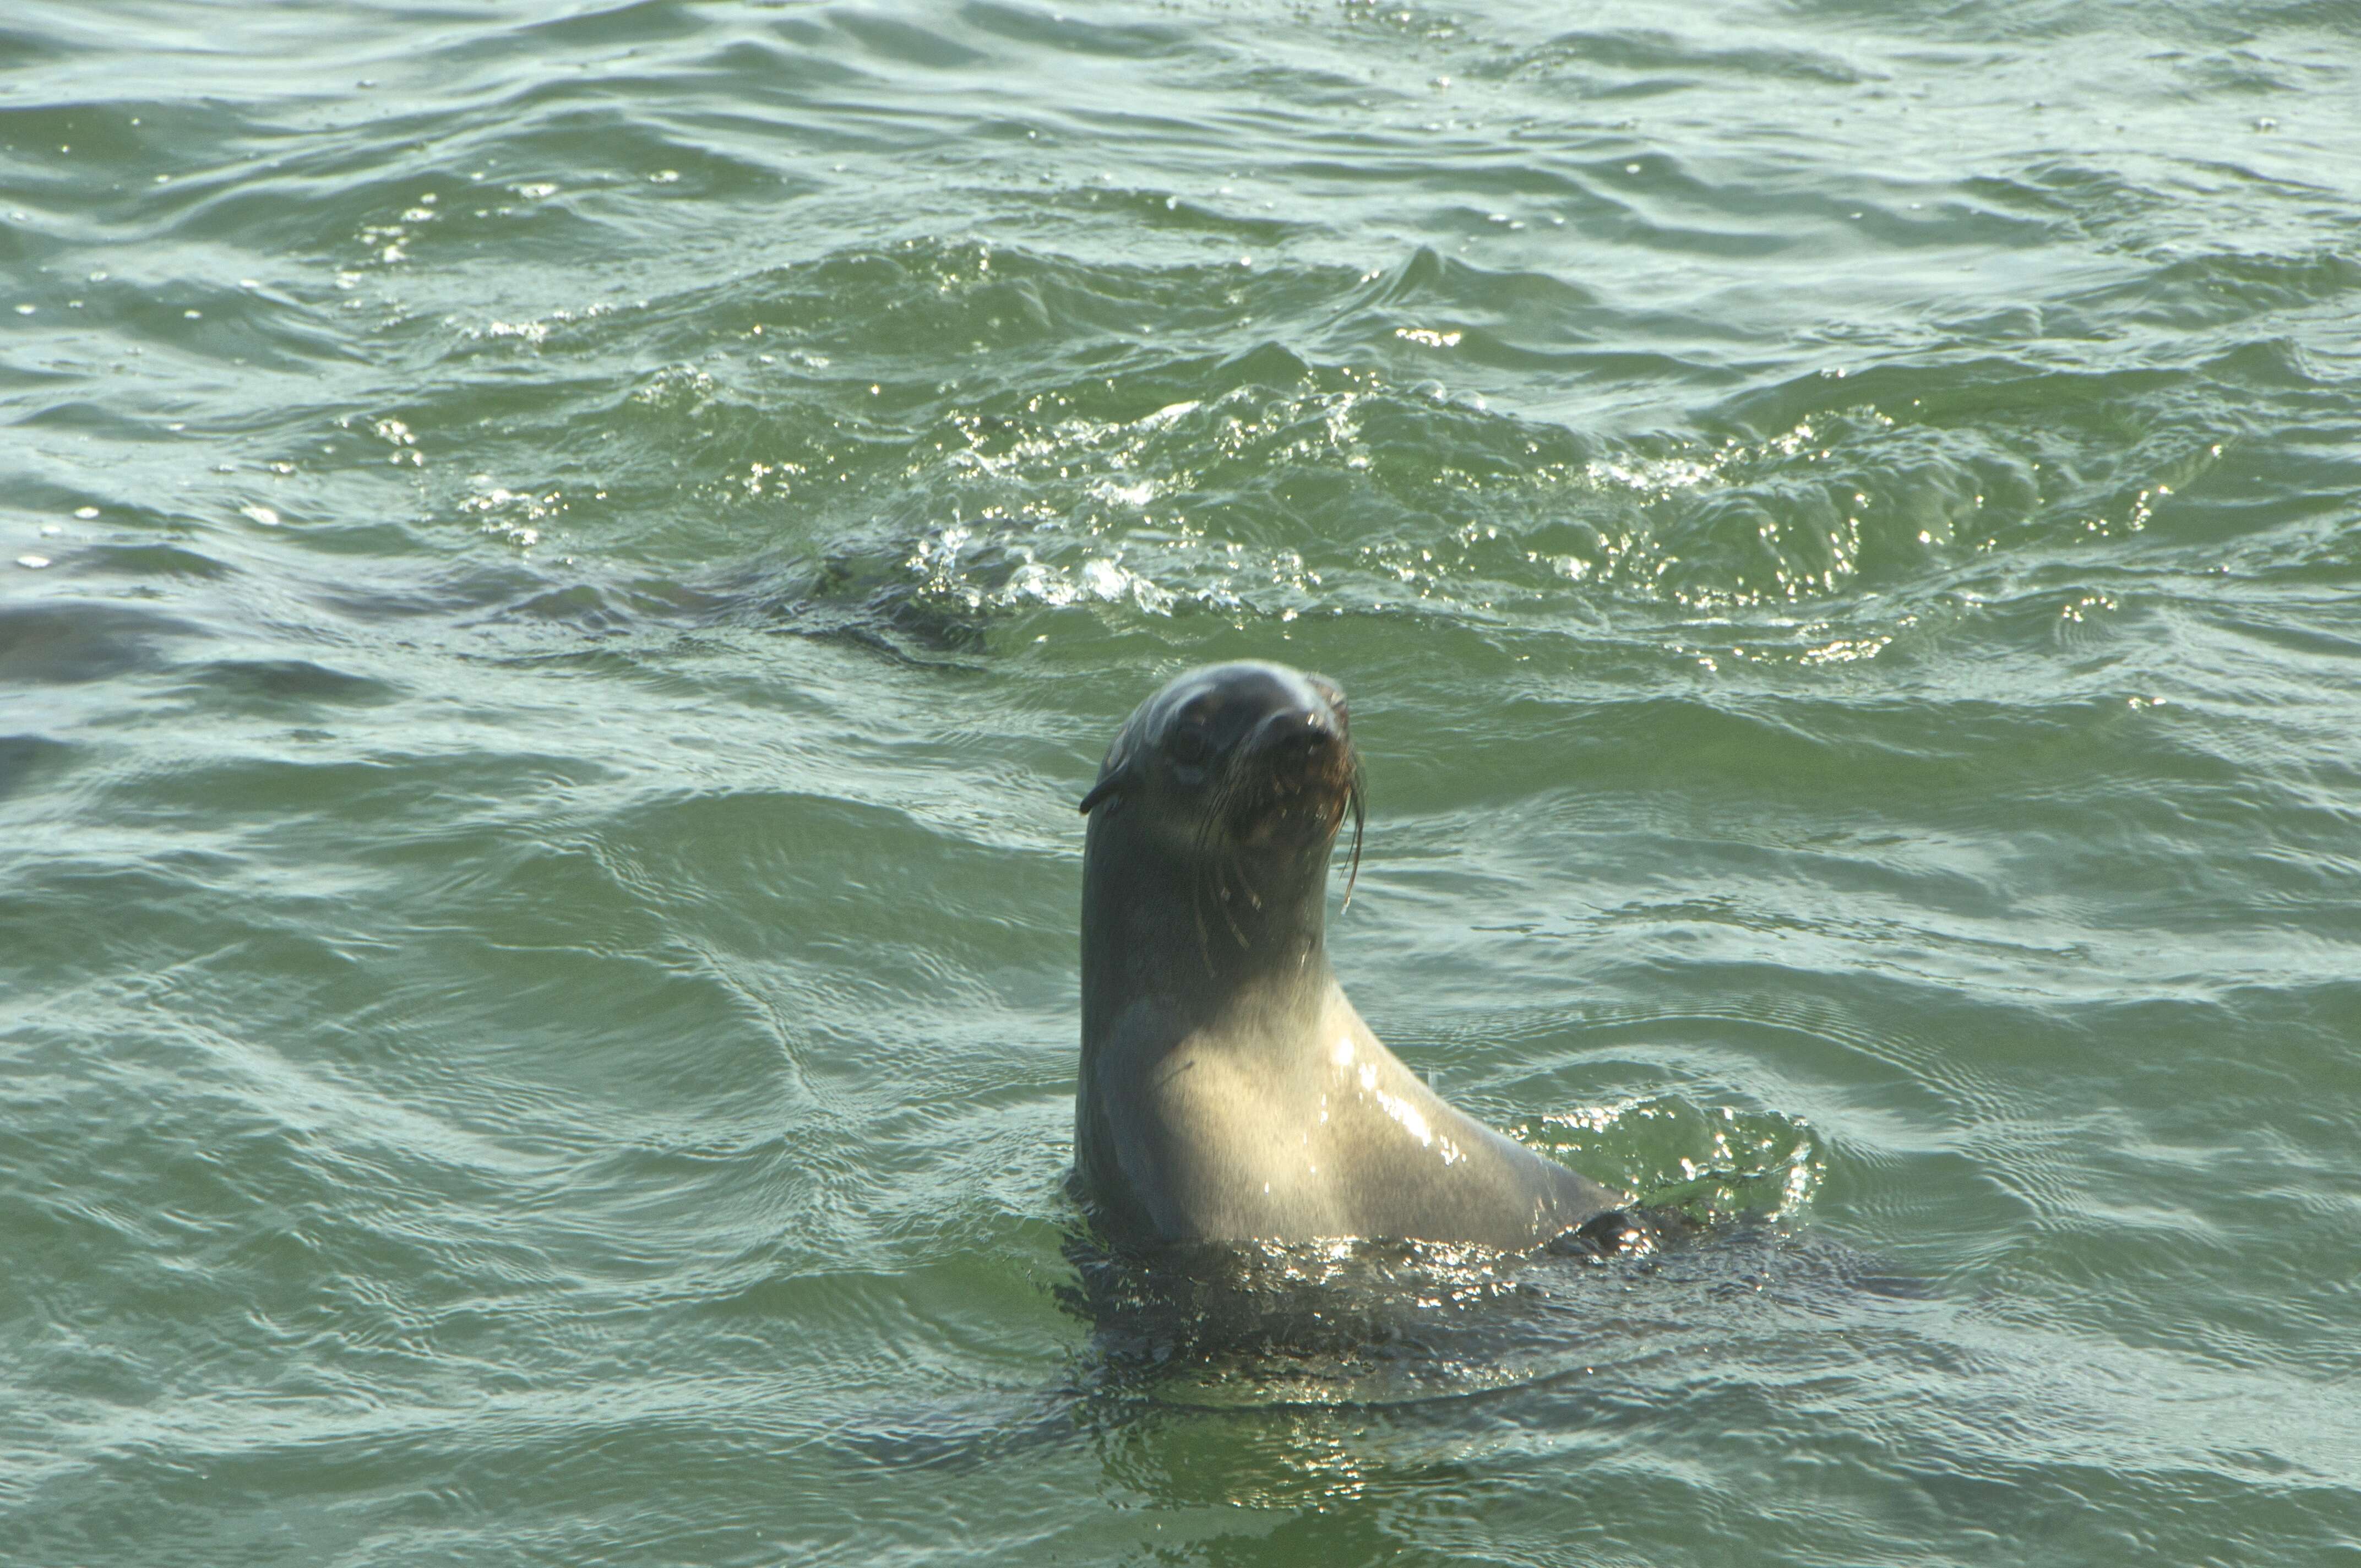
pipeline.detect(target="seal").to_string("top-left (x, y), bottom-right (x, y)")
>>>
top-left (1075, 661), bottom-right (1631, 1253)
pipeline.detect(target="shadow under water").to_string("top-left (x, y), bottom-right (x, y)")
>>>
top-left (1058, 1213), bottom-right (1929, 1414)
top-left (842, 1212), bottom-right (1933, 1484)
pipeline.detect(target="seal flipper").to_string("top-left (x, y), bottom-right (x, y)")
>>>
top-left (1543, 1207), bottom-right (1673, 1262)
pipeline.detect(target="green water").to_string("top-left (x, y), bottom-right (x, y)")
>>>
top-left (5, 0), bottom-right (2359, 1561)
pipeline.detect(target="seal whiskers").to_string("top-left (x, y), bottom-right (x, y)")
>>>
top-left (1339, 764), bottom-right (1364, 911)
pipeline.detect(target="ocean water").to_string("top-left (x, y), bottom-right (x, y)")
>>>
top-left (4, 0), bottom-right (2359, 1562)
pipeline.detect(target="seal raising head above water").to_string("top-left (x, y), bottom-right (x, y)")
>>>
top-left (1075, 661), bottom-right (1629, 1252)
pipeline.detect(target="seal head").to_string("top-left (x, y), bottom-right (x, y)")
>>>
top-left (1075, 661), bottom-right (1626, 1252)
top-left (1079, 661), bottom-right (1361, 973)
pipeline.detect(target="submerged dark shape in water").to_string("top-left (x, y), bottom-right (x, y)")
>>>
top-left (1052, 1210), bottom-right (1932, 1413)
top-left (1074, 661), bottom-right (1633, 1253)
top-left (800, 537), bottom-right (1000, 656)
top-left (836, 1215), bottom-right (1930, 1474)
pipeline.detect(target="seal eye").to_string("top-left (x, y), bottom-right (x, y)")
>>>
top-left (1169, 725), bottom-right (1210, 766)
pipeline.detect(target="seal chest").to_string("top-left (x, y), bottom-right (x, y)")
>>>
top-left (1074, 661), bottom-right (1627, 1253)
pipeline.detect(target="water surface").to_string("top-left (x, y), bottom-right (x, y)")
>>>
top-left (5, 1), bottom-right (2360, 1562)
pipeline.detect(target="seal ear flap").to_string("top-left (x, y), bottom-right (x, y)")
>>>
top-left (1078, 771), bottom-right (1124, 815)
top-left (1079, 737), bottom-right (1134, 815)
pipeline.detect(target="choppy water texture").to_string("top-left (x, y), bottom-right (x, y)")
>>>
top-left (5, 0), bottom-right (2360, 1562)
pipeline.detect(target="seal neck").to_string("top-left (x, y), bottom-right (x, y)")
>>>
top-left (1079, 812), bottom-right (1336, 1054)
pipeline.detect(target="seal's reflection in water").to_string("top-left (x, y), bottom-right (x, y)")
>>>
top-left (1050, 1214), bottom-right (1935, 1529)
top-left (1060, 1214), bottom-right (1675, 1410)
top-left (1058, 1205), bottom-right (1923, 1412)
top-left (842, 1186), bottom-right (1924, 1485)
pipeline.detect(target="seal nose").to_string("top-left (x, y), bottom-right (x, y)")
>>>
top-left (1247, 706), bottom-right (1338, 764)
